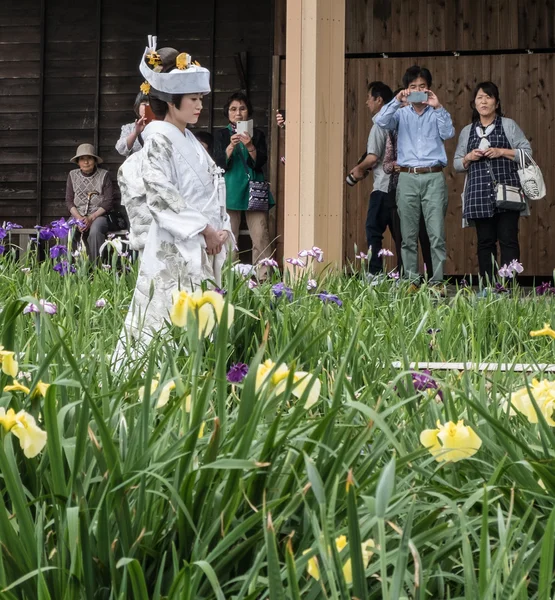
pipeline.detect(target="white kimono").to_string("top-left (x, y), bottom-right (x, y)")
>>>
top-left (118, 151), bottom-right (151, 252)
top-left (119, 120), bottom-right (232, 344)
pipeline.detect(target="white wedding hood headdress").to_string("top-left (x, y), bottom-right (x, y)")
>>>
top-left (139, 35), bottom-right (211, 98)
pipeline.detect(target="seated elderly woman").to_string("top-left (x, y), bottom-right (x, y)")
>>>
top-left (66, 143), bottom-right (113, 260)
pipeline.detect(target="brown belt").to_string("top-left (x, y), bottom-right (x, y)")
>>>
top-left (396, 166), bottom-right (443, 174)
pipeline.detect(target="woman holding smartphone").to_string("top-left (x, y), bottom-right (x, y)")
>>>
top-left (213, 91), bottom-right (273, 275)
top-left (115, 92), bottom-right (151, 156)
top-left (454, 81), bottom-right (531, 281)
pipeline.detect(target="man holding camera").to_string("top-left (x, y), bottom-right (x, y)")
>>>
top-left (348, 81), bottom-right (394, 278)
top-left (375, 66), bottom-right (454, 287)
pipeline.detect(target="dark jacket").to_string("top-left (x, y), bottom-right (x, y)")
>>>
top-left (213, 126), bottom-right (268, 173)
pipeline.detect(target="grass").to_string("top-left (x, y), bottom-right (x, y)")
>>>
top-left (0, 243), bottom-right (554, 599)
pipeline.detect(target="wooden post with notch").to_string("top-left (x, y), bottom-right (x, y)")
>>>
top-left (283, 0), bottom-right (345, 267)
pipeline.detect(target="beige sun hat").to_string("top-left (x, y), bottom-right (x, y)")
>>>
top-left (70, 143), bottom-right (103, 164)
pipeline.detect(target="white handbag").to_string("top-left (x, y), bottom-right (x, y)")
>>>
top-left (516, 149), bottom-right (546, 200)
top-left (486, 161), bottom-right (526, 212)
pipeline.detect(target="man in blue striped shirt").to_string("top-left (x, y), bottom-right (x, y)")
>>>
top-left (375, 66), bottom-right (455, 285)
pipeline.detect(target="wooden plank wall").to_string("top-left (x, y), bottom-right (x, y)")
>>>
top-left (346, 0), bottom-right (555, 53)
top-left (344, 55), bottom-right (555, 276)
top-left (0, 0), bottom-right (274, 227)
top-left (0, 0), bottom-right (42, 222)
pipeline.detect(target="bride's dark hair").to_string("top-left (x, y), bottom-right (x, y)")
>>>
top-left (146, 47), bottom-right (186, 119)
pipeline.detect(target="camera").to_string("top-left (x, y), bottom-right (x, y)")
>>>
top-left (346, 173), bottom-right (359, 187)
top-left (346, 151), bottom-right (369, 186)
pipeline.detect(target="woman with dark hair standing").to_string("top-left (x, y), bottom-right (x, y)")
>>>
top-left (454, 82), bottom-right (532, 281)
top-left (115, 91), bottom-right (150, 156)
top-left (213, 91), bottom-right (273, 271)
top-left (117, 37), bottom-right (232, 347)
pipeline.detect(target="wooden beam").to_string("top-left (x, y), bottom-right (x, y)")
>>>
top-left (284, 0), bottom-right (345, 266)
top-left (208, 0), bottom-right (216, 132)
top-left (392, 361), bottom-right (555, 373)
top-left (36, 0), bottom-right (46, 224)
top-left (93, 0), bottom-right (102, 151)
top-left (269, 55), bottom-right (281, 247)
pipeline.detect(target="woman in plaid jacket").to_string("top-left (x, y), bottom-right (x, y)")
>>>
top-left (454, 81), bottom-right (531, 280)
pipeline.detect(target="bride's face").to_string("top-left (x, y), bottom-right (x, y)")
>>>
top-left (168, 94), bottom-right (204, 127)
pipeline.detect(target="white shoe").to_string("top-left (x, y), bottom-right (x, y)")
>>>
top-left (365, 273), bottom-right (385, 286)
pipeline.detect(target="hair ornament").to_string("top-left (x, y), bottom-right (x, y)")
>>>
top-left (176, 53), bottom-right (192, 70)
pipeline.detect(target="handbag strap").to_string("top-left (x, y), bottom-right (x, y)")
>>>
top-left (236, 145), bottom-right (252, 181)
top-left (485, 160), bottom-right (498, 187)
top-left (517, 148), bottom-right (537, 169)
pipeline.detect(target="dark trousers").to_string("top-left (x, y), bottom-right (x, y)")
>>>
top-left (388, 189), bottom-right (433, 277)
top-left (473, 211), bottom-right (520, 280)
top-left (365, 190), bottom-right (395, 274)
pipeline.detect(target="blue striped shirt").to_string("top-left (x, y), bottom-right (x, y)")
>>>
top-left (374, 99), bottom-right (455, 167)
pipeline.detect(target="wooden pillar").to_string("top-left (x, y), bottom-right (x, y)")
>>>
top-left (284, 0), bottom-right (345, 266)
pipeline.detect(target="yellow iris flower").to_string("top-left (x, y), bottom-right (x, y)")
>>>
top-left (156, 381), bottom-right (176, 409)
top-left (0, 407), bottom-right (20, 431)
top-left (138, 377), bottom-right (159, 402)
top-left (32, 381), bottom-right (50, 399)
top-left (0, 408), bottom-right (47, 459)
top-left (420, 419), bottom-right (482, 463)
top-left (530, 323), bottom-right (555, 339)
top-left (256, 359), bottom-right (321, 409)
top-left (0, 347), bottom-right (18, 378)
top-left (303, 535), bottom-right (375, 585)
top-left (509, 378), bottom-right (555, 426)
top-left (4, 380), bottom-right (31, 395)
top-left (170, 290), bottom-right (234, 338)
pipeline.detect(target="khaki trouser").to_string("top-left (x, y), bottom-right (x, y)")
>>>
top-left (396, 172), bottom-right (448, 282)
top-left (228, 210), bottom-right (272, 266)
top-left (73, 215), bottom-right (109, 261)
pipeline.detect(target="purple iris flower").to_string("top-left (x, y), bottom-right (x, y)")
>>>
top-left (286, 257), bottom-right (306, 268)
top-left (494, 282), bottom-right (509, 294)
top-left (0, 245), bottom-right (4, 255)
top-left (317, 291), bottom-right (343, 306)
top-left (298, 249), bottom-right (317, 259)
top-left (49, 244), bottom-right (67, 259)
top-left (214, 287), bottom-right (227, 296)
top-left (67, 217), bottom-right (85, 228)
top-left (53, 260), bottom-right (76, 276)
top-left (460, 279), bottom-right (468, 288)
top-left (23, 299), bottom-right (57, 315)
top-left (258, 257), bottom-right (279, 268)
top-left (536, 281), bottom-right (555, 296)
top-left (226, 362), bottom-right (249, 383)
top-left (35, 226), bottom-right (55, 241)
top-left (50, 218), bottom-right (71, 238)
top-left (0, 228), bottom-right (6, 240)
top-left (411, 370), bottom-right (443, 400)
top-left (378, 248), bottom-right (394, 257)
top-left (5, 222), bottom-right (22, 231)
top-left (509, 259), bottom-right (524, 274)
top-left (272, 283), bottom-right (293, 302)
top-left (498, 265), bottom-right (513, 278)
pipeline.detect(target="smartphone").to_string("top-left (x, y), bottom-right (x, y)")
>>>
top-left (406, 91), bottom-right (428, 103)
top-left (144, 104), bottom-right (156, 124)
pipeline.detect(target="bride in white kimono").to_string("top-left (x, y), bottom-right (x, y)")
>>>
top-left (116, 38), bottom-right (233, 354)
